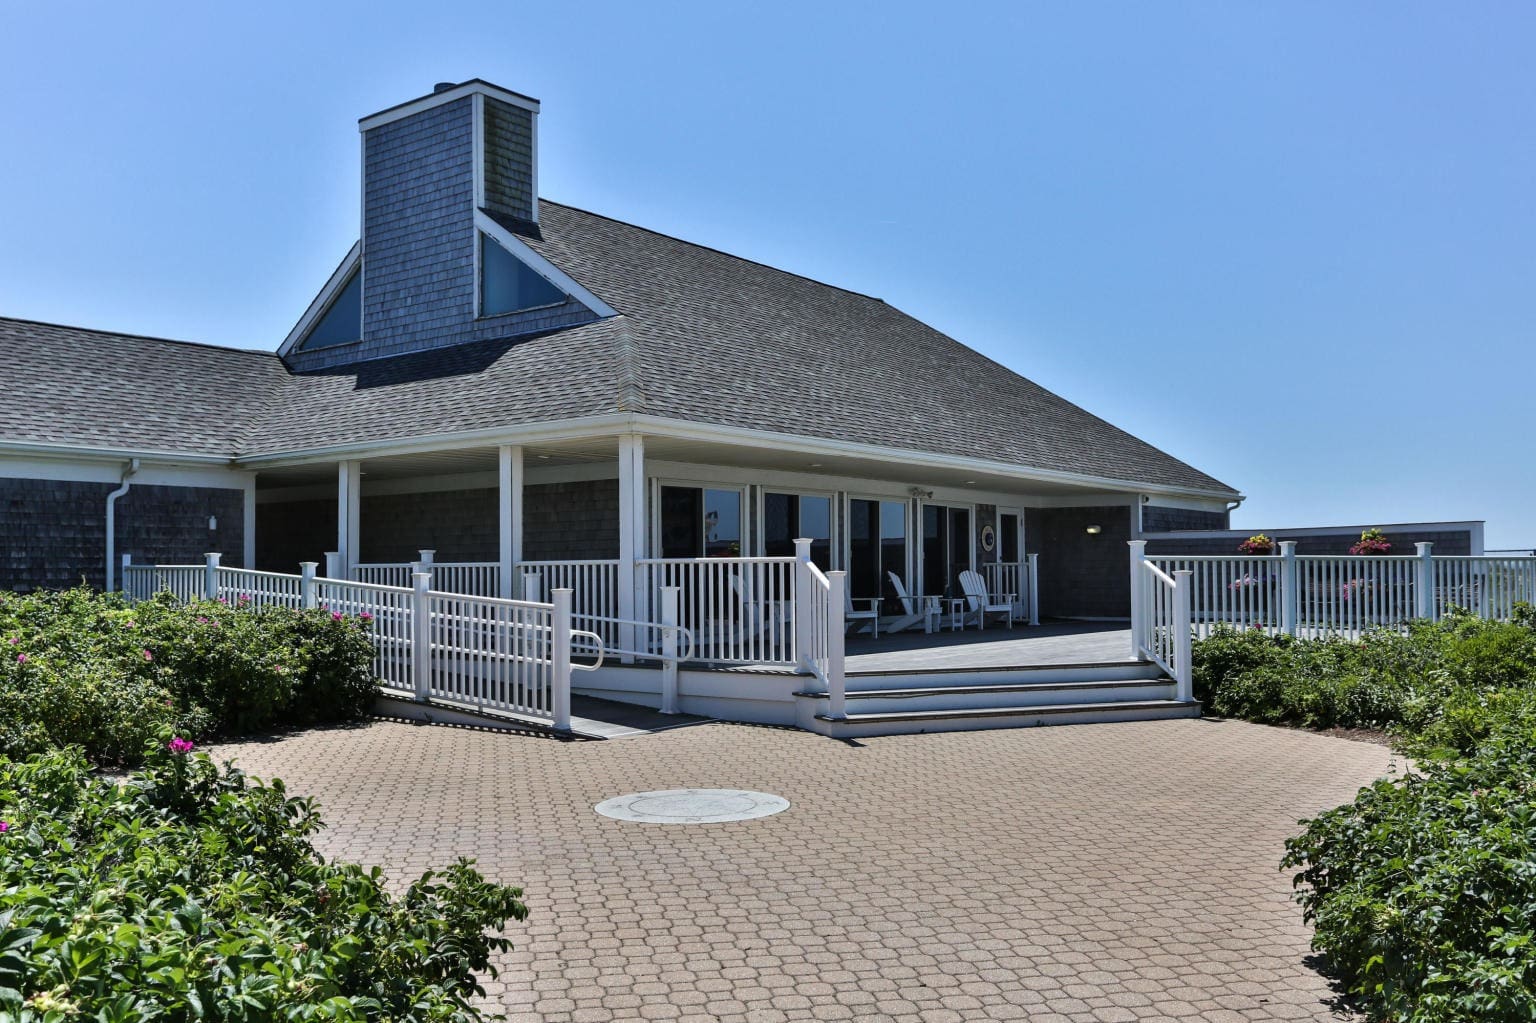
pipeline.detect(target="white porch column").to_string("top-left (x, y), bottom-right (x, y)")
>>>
top-left (617, 434), bottom-right (646, 660)
top-left (1127, 540), bottom-right (1148, 658)
top-left (336, 460), bottom-right (362, 576)
top-left (242, 481), bottom-right (256, 570)
top-left (498, 445), bottom-right (523, 599)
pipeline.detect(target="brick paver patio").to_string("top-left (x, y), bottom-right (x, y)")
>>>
top-left (213, 717), bottom-right (1396, 1022)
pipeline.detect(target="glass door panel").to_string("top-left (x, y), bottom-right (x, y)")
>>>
top-left (703, 489), bottom-right (742, 557)
top-left (763, 492), bottom-right (833, 568)
top-left (660, 486), bottom-right (702, 558)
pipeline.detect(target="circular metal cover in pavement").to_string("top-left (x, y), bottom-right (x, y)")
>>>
top-left (594, 788), bottom-right (790, 824)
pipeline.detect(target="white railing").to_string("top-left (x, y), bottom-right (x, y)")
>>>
top-left (422, 586), bottom-right (598, 725)
top-left (794, 542), bottom-right (847, 720)
top-left (1131, 556), bottom-right (1193, 701)
top-left (120, 553), bottom-right (582, 731)
top-left (1133, 542), bottom-right (1536, 644)
top-left (122, 562), bottom-right (203, 604)
top-left (1433, 557), bottom-right (1536, 620)
top-left (213, 566), bottom-right (305, 609)
top-left (637, 556), bottom-right (799, 665)
top-left (983, 554), bottom-right (1041, 626)
top-left (348, 552), bottom-right (500, 597)
top-left (520, 559), bottom-right (622, 646)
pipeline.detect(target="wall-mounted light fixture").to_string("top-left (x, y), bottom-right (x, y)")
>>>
top-left (907, 485), bottom-right (934, 500)
top-left (208, 516), bottom-right (218, 531)
top-left (1085, 525), bottom-right (1102, 535)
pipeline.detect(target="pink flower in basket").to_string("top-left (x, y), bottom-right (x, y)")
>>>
top-left (1349, 528), bottom-right (1392, 556)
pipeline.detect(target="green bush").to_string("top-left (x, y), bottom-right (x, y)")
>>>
top-left (1192, 610), bottom-right (1536, 735)
top-left (0, 740), bottom-right (526, 1020)
top-left (1283, 716), bottom-right (1536, 1021)
top-left (0, 588), bottom-right (378, 766)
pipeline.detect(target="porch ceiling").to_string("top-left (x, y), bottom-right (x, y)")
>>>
top-left (254, 439), bottom-right (619, 488)
top-left (638, 435), bottom-right (1127, 498)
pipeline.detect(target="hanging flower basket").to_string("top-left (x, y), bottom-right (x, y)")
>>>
top-left (1237, 534), bottom-right (1275, 556)
top-left (1349, 528), bottom-right (1392, 556)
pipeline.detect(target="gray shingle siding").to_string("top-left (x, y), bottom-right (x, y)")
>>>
top-left (1141, 506), bottom-right (1229, 533)
top-left (483, 97), bottom-right (535, 222)
top-left (282, 98), bottom-right (597, 372)
top-left (1025, 506), bottom-right (1133, 619)
top-left (0, 478), bottom-right (243, 592)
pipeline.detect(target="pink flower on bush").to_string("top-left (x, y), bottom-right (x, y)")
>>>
top-left (0, 822), bottom-right (9, 833)
top-left (358, 612), bottom-right (374, 622)
top-left (238, 594), bottom-right (251, 605)
top-left (15, 654), bottom-right (25, 665)
top-left (143, 649), bottom-right (154, 662)
top-left (6, 637), bottom-right (15, 645)
top-left (168, 737), bottom-right (195, 755)
top-left (331, 611), bottom-right (344, 622)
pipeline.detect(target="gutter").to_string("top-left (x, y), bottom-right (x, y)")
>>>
top-left (104, 458), bottom-right (140, 591)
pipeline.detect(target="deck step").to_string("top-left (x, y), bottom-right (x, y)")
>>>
top-left (810, 698), bottom-right (1201, 738)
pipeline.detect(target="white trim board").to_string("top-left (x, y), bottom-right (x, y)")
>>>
top-left (277, 242), bottom-right (362, 357)
top-left (359, 79), bottom-right (539, 132)
top-left (1149, 520), bottom-right (1485, 540)
top-left (474, 210), bottom-right (617, 318)
top-left (235, 416), bottom-right (1237, 503)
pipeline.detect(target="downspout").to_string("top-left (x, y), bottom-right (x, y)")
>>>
top-left (104, 458), bottom-right (141, 591)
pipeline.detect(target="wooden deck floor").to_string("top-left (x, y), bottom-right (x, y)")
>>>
top-left (842, 621), bottom-right (1135, 672)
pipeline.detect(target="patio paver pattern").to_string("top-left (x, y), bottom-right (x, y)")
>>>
top-left (213, 717), bottom-right (1396, 1022)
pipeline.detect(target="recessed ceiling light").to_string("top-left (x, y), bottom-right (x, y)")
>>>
top-left (965, 480), bottom-right (976, 484)
top-left (537, 454), bottom-right (551, 460)
top-left (809, 463), bottom-right (822, 468)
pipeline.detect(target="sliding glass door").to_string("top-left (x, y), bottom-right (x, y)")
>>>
top-left (921, 504), bottom-right (972, 598)
top-left (762, 492), bottom-right (833, 569)
top-left (848, 498), bottom-right (908, 612)
top-left (659, 485), bottom-right (744, 558)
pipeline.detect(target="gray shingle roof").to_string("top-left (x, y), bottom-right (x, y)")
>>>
top-left (515, 202), bottom-right (1235, 495)
top-left (0, 201), bottom-right (1235, 496)
top-left (0, 318), bottom-right (288, 456)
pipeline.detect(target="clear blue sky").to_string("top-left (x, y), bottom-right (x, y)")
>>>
top-left (3, 3), bottom-right (1532, 548)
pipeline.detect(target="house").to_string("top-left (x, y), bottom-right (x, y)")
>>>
top-left (1, 78), bottom-right (1240, 611)
top-left (2, 79), bottom-right (1286, 734)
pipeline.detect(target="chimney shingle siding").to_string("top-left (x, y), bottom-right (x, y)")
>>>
top-left (483, 97), bottom-right (536, 223)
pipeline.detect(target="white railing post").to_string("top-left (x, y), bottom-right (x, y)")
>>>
top-left (1173, 569), bottom-right (1193, 703)
top-left (826, 571), bottom-right (848, 720)
top-left (552, 588), bottom-right (573, 732)
top-left (299, 562), bottom-right (317, 609)
top-left (204, 552), bottom-right (221, 601)
top-left (793, 538), bottom-right (814, 673)
top-left (1279, 541), bottom-right (1298, 636)
top-left (1127, 540), bottom-right (1148, 657)
top-left (1415, 542), bottom-right (1435, 621)
top-left (120, 554), bottom-right (132, 597)
top-left (324, 551), bottom-right (342, 579)
top-left (417, 549), bottom-right (435, 574)
top-left (1026, 552), bottom-right (1040, 626)
top-left (412, 571), bottom-right (432, 702)
top-left (660, 585), bottom-right (680, 714)
top-left (523, 571), bottom-right (542, 603)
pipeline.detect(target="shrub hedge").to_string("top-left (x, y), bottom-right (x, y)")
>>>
top-left (0, 588), bottom-right (378, 766)
top-left (1193, 606), bottom-right (1536, 1019)
top-left (0, 739), bottom-right (526, 1020)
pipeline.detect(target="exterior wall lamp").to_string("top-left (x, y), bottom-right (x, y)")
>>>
top-left (1085, 525), bottom-right (1102, 535)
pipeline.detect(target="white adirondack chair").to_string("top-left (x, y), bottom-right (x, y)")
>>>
top-left (885, 571), bottom-right (933, 634)
top-left (845, 587), bottom-right (880, 637)
top-left (958, 570), bottom-right (1014, 630)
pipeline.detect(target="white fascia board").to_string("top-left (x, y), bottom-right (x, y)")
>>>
top-left (474, 210), bottom-right (618, 318)
top-left (1, 454), bottom-right (251, 489)
top-left (0, 440), bottom-right (234, 468)
top-left (1141, 494), bottom-right (1234, 513)
top-left (277, 242), bottom-right (362, 357)
top-left (359, 80), bottom-right (539, 132)
top-left (632, 418), bottom-right (1245, 503)
top-left (234, 413), bottom-right (1240, 502)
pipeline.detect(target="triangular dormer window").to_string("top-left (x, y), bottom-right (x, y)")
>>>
top-left (480, 231), bottom-right (566, 316)
top-left (296, 269), bottom-right (362, 350)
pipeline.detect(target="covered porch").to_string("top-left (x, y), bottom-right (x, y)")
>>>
top-left (248, 424), bottom-right (1196, 647)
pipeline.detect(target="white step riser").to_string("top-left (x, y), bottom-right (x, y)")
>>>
top-left (812, 702), bottom-right (1201, 739)
top-left (845, 661), bottom-right (1163, 691)
top-left (816, 682), bottom-right (1176, 716)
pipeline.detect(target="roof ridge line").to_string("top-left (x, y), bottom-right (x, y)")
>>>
top-left (538, 198), bottom-right (887, 305)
